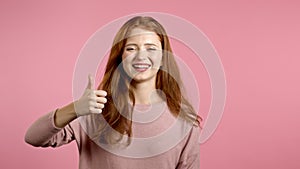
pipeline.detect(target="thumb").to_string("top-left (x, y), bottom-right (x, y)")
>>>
top-left (86, 74), bottom-right (94, 89)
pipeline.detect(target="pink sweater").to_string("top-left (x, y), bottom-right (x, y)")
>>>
top-left (25, 102), bottom-right (200, 169)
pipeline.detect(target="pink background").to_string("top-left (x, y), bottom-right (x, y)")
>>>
top-left (1, 0), bottom-right (300, 168)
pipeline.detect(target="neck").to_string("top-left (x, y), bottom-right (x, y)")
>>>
top-left (130, 79), bottom-right (162, 105)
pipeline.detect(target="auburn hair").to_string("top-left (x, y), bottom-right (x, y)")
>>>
top-left (97, 16), bottom-right (201, 145)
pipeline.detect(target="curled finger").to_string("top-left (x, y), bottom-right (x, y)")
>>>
top-left (96, 97), bottom-right (107, 104)
top-left (90, 107), bottom-right (102, 114)
top-left (95, 90), bottom-right (107, 97)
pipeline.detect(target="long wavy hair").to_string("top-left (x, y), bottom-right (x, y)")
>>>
top-left (97, 16), bottom-right (201, 145)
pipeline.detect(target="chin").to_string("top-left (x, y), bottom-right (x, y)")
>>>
top-left (130, 75), bottom-right (156, 83)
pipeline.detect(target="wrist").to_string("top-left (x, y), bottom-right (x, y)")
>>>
top-left (54, 102), bottom-right (77, 128)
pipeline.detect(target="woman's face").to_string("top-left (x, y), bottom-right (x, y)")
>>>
top-left (122, 28), bottom-right (163, 83)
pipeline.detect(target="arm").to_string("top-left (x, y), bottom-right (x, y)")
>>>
top-left (25, 75), bottom-right (107, 147)
top-left (24, 108), bottom-right (76, 147)
top-left (176, 126), bottom-right (201, 169)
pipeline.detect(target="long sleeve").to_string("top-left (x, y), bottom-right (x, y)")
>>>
top-left (176, 126), bottom-right (201, 169)
top-left (25, 110), bottom-right (76, 147)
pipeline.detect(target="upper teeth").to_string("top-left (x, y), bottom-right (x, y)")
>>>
top-left (133, 65), bottom-right (150, 68)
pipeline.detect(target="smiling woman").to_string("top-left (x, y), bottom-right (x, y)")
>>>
top-left (25, 16), bottom-right (202, 169)
top-left (122, 28), bottom-right (163, 84)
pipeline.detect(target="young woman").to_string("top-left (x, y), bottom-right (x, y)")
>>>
top-left (25, 16), bottom-right (202, 169)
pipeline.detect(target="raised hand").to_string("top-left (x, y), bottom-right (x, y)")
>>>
top-left (74, 75), bottom-right (107, 116)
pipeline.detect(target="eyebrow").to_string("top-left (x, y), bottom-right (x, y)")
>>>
top-left (125, 43), bottom-right (159, 47)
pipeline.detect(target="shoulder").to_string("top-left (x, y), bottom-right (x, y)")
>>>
top-left (187, 125), bottom-right (201, 144)
top-left (177, 118), bottom-right (201, 148)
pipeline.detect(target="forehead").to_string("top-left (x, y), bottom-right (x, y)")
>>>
top-left (126, 28), bottom-right (161, 44)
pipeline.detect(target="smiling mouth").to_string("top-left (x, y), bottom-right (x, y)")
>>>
top-left (132, 64), bottom-right (151, 72)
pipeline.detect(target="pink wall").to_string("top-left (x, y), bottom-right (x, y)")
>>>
top-left (1, 0), bottom-right (299, 168)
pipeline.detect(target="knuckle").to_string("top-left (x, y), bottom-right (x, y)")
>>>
top-left (100, 104), bottom-right (104, 108)
top-left (103, 98), bottom-right (107, 103)
top-left (98, 97), bottom-right (107, 103)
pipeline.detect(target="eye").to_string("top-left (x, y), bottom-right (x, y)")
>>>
top-left (126, 47), bottom-right (135, 51)
top-left (147, 47), bottom-right (157, 51)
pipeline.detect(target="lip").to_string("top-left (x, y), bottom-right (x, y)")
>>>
top-left (132, 63), bottom-right (151, 72)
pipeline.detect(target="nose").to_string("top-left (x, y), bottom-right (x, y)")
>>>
top-left (135, 49), bottom-right (147, 60)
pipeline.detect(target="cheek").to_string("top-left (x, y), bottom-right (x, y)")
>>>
top-left (154, 54), bottom-right (163, 65)
top-left (121, 51), bottom-right (127, 60)
top-left (122, 50), bottom-right (136, 60)
top-left (121, 51), bottom-right (130, 62)
top-left (121, 54), bottom-right (133, 70)
top-left (150, 56), bottom-right (163, 69)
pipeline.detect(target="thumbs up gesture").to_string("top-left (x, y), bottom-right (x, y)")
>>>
top-left (74, 75), bottom-right (107, 116)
